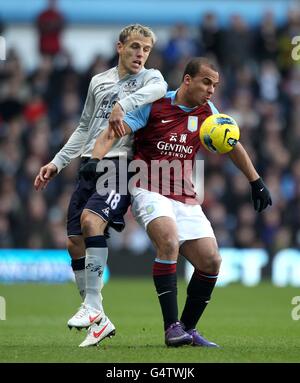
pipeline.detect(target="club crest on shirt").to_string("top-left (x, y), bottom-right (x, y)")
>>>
top-left (124, 79), bottom-right (138, 92)
top-left (187, 116), bottom-right (198, 132)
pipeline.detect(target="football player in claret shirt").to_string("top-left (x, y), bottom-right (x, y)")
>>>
top-left (81, 57), bottom-right (272, 347)
top-left (34, 24), bottom-right (167, 348)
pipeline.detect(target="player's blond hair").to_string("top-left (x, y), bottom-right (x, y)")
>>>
top-left (119, 24), bottom-right (156, 45)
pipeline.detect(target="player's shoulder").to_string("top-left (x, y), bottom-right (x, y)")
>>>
top-left (90, 67), bottom-right (118, 86)
top-left (142, 67), bottom-right (165, 80)
top-left (151, 90), bottom-right (174, 110)
top-left (154, 90), bottom-right (175, 105)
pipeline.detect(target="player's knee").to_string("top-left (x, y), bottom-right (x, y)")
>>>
top-left (80, 210), bottom-right (106, 236)
top-left (194, 247), bottom-right (221, 274)
top-left (158, 236), bottom-right (179, 260)
top-left (67, 236), bottom-right (84, 259)
top-left (205, 249), bottom-right (222, 274)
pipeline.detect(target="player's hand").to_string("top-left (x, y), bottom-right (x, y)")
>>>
top-left (109, 102), bottom-right (126, 137)
top-left (107, 124), bottom-right (116, 140)
top-left (34, 163), bottom-right (57, 191)
top-left (79, 158), bottom-right (100, 181)
top-left (250, 177), bottom-right (272, 212)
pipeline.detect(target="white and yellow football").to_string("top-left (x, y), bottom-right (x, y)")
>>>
top-left (200, 113), bottom-right (240, 154)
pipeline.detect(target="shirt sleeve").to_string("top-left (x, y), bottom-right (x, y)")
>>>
top-left (123, 103), bottom-right (152, 132)
top-left (51, 78), bottom-right (95, 173)
top-left (118, 69), bottom-right (167, 114)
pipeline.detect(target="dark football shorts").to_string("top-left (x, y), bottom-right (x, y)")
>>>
top-left (67, 157), bottom-right (132, 236)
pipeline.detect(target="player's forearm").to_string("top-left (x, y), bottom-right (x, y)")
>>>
top-left (118, 81), bottom-right (167, 113)
top-left (92, 127), bottom-right (117, 160)
top-left (228, 142), bottom-right (259, 182)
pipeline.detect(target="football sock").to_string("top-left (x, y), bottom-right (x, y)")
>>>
top-left (153, 259), bottom-right (178, 330)
top-left (180, 268), bottom-right (218, 331)
top-left (84, 235), bottom-right (108, 312)
top-left (71, 257), bottom-right (86, 300)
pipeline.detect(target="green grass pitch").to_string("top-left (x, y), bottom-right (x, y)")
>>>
top-left (0, 278), bottom-right (300, 363)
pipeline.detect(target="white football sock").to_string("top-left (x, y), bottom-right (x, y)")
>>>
top-left (71, 256), bottom-right (86, 300)
top-left (73, 268), bottom-right (86, 300)
top-left (84, 247), bottom-right (108, 311)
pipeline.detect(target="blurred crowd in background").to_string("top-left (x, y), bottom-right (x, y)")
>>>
top-left (0, 5), bottom-right (300, 260)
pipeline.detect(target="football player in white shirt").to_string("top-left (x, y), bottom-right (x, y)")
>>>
top-left (34, 24), bottom-right (167, 347)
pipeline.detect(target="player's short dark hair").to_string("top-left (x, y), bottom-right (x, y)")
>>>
top-left (182, 57), bottom-right (218, 80)
top-left (119, 24), bottom-right (156, 45)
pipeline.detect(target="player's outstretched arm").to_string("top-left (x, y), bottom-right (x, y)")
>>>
top-left (92, 125), bottom-right (117, 160)
top-left (79, 124), bottom-right (131, 181)
top-left (34, 163), bottom-right (58, 191)
top-left (110, 71), bottom-right (167, 137)
top-left (228, 142), bottom-right (259, 182)
top-left (228, 142), bottom-right (272, 212)
top-left (92, 122), bottom-right (132, 159)
top-left (109, 103), bottom-right (126, 137)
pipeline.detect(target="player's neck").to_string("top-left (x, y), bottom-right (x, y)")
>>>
top-left (117, 65), bottom-right (142, 80)
top-left (117, 66), bottom-right (129, 79)
top-left (175, 88), bottom-right (199, 108)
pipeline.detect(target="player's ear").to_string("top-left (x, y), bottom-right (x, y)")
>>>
top-left (183, 74), bottom-right (191, 86)
top-left (116, 41), bottom-right (123, 54)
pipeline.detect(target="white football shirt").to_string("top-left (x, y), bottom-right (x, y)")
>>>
top-left (51, 67), bottom-right (167, 173)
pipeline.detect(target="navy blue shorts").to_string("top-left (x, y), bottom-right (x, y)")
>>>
top-left (67, 158), bottom-right (132, 236)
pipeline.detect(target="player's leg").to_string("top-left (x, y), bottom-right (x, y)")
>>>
top-left (179, 237), bottom-right (221, 347)
top-left (68, 211), bottom-right (109, 328)
top-left (75, 210), bottom-right (116, 347)
top-left (66, 169), bottom-right (97, 301)
top-left (67, 235), bottom-right (86, 300)
top-left (80, 210), bottom-right (108, 313)
top-left (131, 188), bottom-right (192, 347)
top-left (174, 201), bottom-right (221, 346)
top-left (147, 216), bottom-right (179, 329)
top-left (77, 164), bottom-right (131, 346)
top-left (181, 237), bottom-right (221, 324)
top-left (66, 160), bottom-right (112, 331)
top-left (68, 209), bottom-right (116, 343)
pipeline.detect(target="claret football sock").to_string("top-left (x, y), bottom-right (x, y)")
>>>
top-left (84, 235), bottom-right (108, 312)
top-left (180, 269), bottom-right (218, 331)
top-left (71, 256), bottom-right (86, 300)
top-left (153, 259), bottom-right (178, 330)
